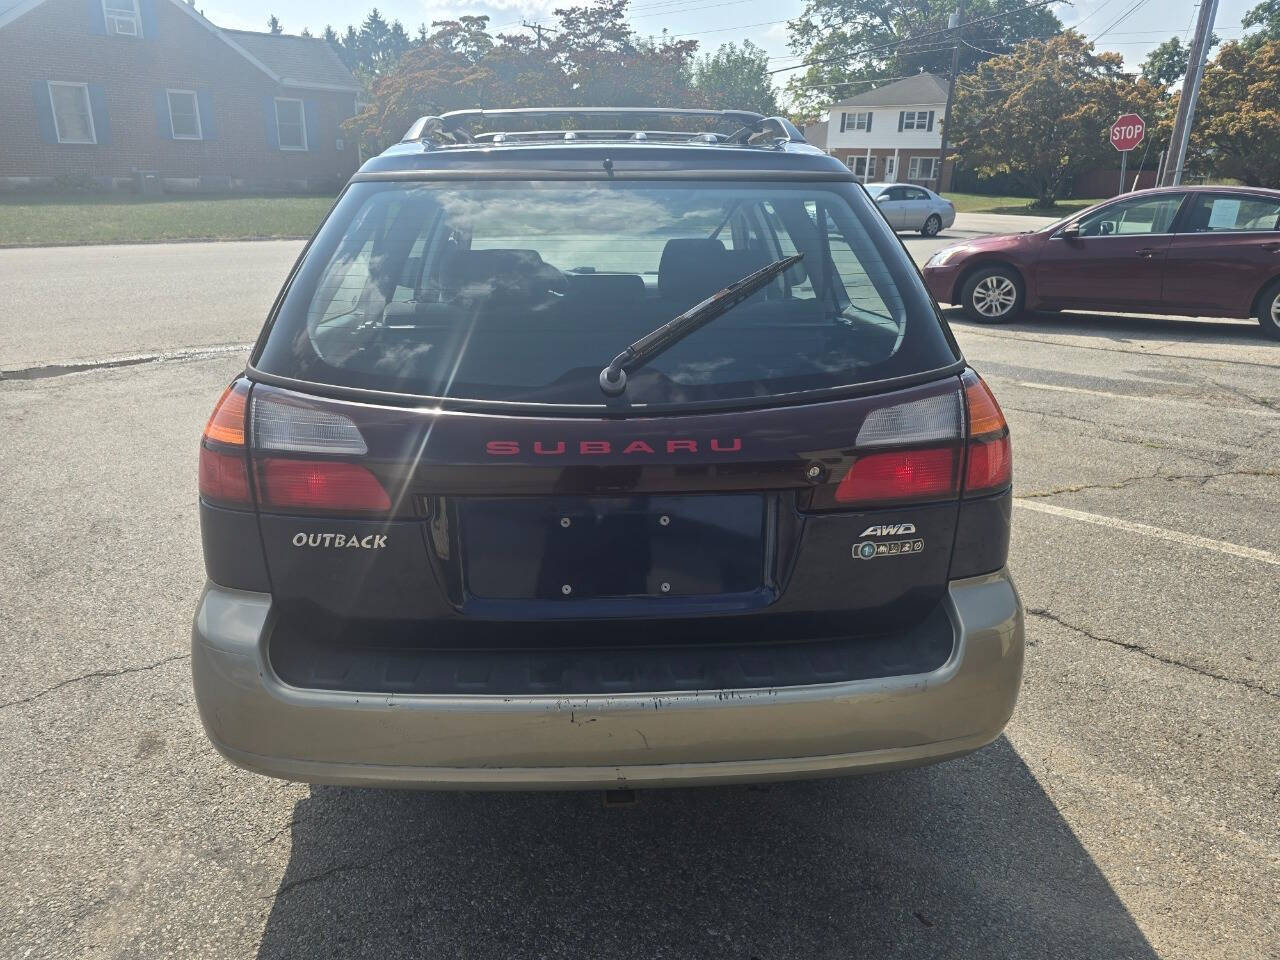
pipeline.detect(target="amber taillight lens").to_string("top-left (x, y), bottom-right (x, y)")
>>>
top-left (198, 381), bottom-right (252, 507)
top-left (961, 370), bottom-right (1012, 496)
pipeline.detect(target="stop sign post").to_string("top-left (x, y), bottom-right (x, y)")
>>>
top-left (1110, 113), bottom-right (1145, 193)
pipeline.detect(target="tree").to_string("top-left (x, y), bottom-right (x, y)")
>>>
top-left (691, 41), bottom-right (780, 114)
top-left (1242, 0), bottom-right (1280, 47)
top-left (1140, 34), bottom-right (1219, 88)
top-left (784, 0), bottom-right (1062, 119)
top-left (266, 14), bottom-right (282, 34)
top-left (344, 2), bottom-right (701, 149)
top-left (1190, 39), bottom-right (1280, 186)
top-left (950, 32), bottom-right (1164, 207)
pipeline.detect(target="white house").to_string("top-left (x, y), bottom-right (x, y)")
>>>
top-left (823, 72), bottom-right (952, 190)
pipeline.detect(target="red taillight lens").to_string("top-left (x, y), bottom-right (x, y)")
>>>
top-left (962, 370), bottom-right (1012, 496)
top-left (834, 447), bottom-right (959, 506)
top-left (199, 380), bottom-right (251, 507)
top-left (256, 458), bottom-right (391, 514)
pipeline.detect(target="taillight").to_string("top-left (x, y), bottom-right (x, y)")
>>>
top-left (199, 381), bottom-right (252, 507)
top-left (255, 458), bottom-right (391, 513)
top-left (250, 391), bottom-right (391, 515)
top-left (961, 371), bottom-right (1012, 496)
top-left (829, 389), bottom-right (962, 508)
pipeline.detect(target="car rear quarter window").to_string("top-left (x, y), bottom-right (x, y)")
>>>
top-left (1183, 194), bottom-right (1280, 233)
top-left (255, 179), bottom-right (958, 408)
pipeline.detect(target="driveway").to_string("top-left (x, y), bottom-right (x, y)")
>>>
top-left (1, 221), bottom-right (1277, 959)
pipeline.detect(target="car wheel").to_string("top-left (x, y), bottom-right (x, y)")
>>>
top-left (921, 214), bottom-right (942, 237)
top-left (1258, 280), bottom-right (1280, 341)
top-left (960, 266), bottom-right (1024, 323)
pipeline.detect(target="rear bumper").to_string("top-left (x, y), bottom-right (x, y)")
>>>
top-left (192, 570), bottom-right (1024, 789)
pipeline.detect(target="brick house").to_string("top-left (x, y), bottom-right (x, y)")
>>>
top-left (0, 0), bottom-right (360, 192)
top-left (822, 72), bottom-right (954, 191)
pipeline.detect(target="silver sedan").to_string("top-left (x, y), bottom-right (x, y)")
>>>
top-left (866, 183), bottom-right (956, 236)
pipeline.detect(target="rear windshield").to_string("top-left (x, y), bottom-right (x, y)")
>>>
top-left (255, 179), bottom-right (957, 407)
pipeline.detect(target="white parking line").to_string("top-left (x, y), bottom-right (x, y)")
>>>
top-left (1008, 380), bottom-right (1278, 418)
top-left (1013, 499), bottom-right (1280, 565)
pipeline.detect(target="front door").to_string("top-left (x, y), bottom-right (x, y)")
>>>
top-left (875, 186), bottom-right (908, 228)
top-left (1162, 192), bottom-right (1280, 317)
top-left (884, 156), bottom-right (897, 183)
top-left (1035, 193), bottom-right (1186, 310)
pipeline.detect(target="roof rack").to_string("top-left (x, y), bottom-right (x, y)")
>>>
top-left (400, 107), bottom-right (806, 149)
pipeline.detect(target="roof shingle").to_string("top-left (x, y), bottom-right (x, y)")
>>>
top-left (222, 29), bottom-right (358, 91)
top-left (832, 72), bottom-right (947, 109)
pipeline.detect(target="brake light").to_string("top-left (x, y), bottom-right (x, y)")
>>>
top-left (835, 447), bottom-right (958, 505)
top-left (256, 458), bottom-right (391, 513)
top-left (962, 370), bottom-right (1012, 495)
top-left (199, 381), bottom-right (251, 507)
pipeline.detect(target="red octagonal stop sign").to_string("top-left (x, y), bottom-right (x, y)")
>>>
top-left (1110, 113), bottom-right (1145, 152)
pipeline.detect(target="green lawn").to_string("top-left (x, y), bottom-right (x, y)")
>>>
top-left (0, 194), bottom-right (335, 246)
top-left (942, 192), bottom-right (1095, 217)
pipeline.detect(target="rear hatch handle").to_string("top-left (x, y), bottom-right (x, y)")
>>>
top-left (598, 253), bottom-right (803, 396)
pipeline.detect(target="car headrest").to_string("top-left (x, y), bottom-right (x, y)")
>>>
top-left (454, 249), bottom-right (567, 306)
top-left (658, 238), bottom-right (728, 305)
top-left (565, 272), bottom-right (647, 309)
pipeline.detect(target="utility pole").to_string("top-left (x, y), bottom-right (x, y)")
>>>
top-left (522, 20), bottom-right (556, 49)
top-left (938, 0), bottom-right (965, 194)
top-left (1161, 0), bottom-right (1219, 186)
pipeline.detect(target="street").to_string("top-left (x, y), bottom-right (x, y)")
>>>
top-left (1, 215), bottom-right (1277, 959)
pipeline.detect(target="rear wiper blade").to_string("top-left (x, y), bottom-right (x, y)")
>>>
top-left (598, 253), bottom-right (803, 396)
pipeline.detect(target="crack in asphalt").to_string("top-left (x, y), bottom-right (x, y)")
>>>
top-left (0, 344), bottom-right (252, 381)
top-left (1026, 608), bottom-right (1278, 700)
top-left (1022, 468), bottom-right (1279, 500)
top-left (268, 839), bottom-right (423, 899)
top-left (0, 653), bottom-right (191, 710)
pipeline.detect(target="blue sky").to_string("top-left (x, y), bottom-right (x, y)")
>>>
top-left (204, 0), bottom-right (1260, 93)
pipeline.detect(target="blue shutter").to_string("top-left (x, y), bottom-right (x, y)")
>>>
top-left (197, 89), bottom-right (215, 140)
top-left (87, 0), bottom-right (106, 35)
top-left (898, 111), bottom-right (905, 132)
top-left (154, 89), bottom-right (172, 139)
top-left (866, 111), bottom-right (873, 132)
top-left (138, 0), bottom-right (157, 38)
top-left (927, 110), bottom-right (935, 132)
top-left (304, 100), bottom-right (319, 151)
top-left (839, 112), bottom-right (846, 133)
top-left (87, 83), bottom-right (110, 144)
top-left (263, 97), bottom-right (279, 149)
top-left (32, 81), bottom-right (58, 143)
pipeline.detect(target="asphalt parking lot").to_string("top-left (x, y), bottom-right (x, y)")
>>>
top-left (1, 215), bottom-right (1277, 959)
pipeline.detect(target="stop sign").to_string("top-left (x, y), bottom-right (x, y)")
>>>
top-left (1110, 113), bottom-right (1145, 152)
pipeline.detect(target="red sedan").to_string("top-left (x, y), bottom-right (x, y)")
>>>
top-left (922, 186), bottom-right (1280, 339)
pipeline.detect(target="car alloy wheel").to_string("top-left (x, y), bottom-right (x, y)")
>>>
top-left (922, 214), bottom-right (942, 237)
top-left (971, 275), bottom-right (1017, 318)
top-left (1262, 285), bottom-right (1280, 341)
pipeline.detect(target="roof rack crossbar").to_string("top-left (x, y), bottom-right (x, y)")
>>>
top-left (400, 107), bottom-right (806, 148)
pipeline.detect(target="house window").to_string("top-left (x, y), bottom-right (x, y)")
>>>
top-left (102, 0), bottom-right (142, 36)
top-left (850, 156), bottom-right (877, 180)
top-left (902, 111), bottom-right (934, 131)
top-left (274, 98), bottom-right (307, 150)
top-left (908, 157), bottom-right (939, 180)
top-left (839, 111), bottom-right (872, 133)
top-left (166, 90), bottom-right (202, 140)
top-left (48, 82), bottom-right (96, 144)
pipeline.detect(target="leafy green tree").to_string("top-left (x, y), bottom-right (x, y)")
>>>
top-left (344, 3), bottom-right (699, 148)
top-left (1242, 0), bottom-right (1280, 47)
top-left (950, 32), bottom-right (1164, 207)
top-left (266, 14), bottom-right (281, 34)
top-left (690, 41), bottom-right (780, 114)
top-left (1189, 39), bottom-right (1280, 185)
top-left (784, 0), bottom-right (1062, 119)
top-left (1140, 34), bottom-right (1219, 88)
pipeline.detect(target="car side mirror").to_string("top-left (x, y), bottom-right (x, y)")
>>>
top-left (1060, 223), bottom-right (1081, 239)
top-left (875, 195), bottom-right (889, 203)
